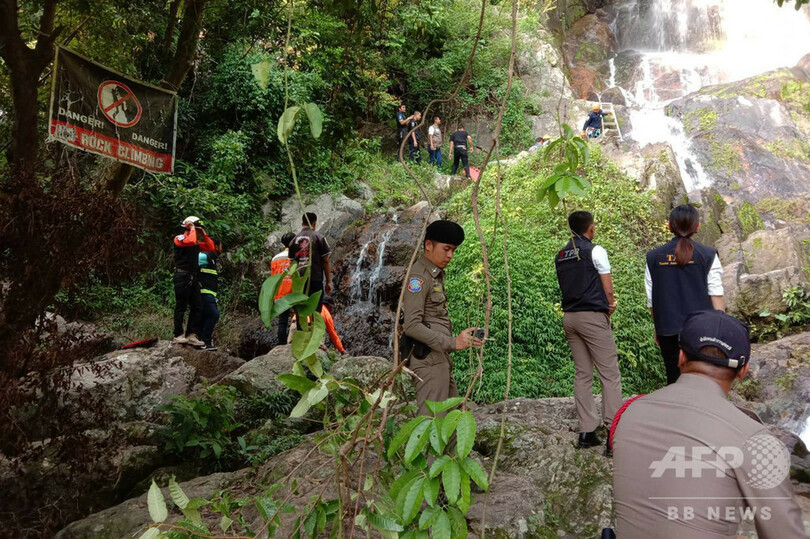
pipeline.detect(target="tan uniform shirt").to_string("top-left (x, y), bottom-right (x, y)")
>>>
top-left (402, 255), bottom-right (455, 355)
top-left (402, 255), bottom-right (458, 416)
top-left (613, 374), bottom-right (808, 539)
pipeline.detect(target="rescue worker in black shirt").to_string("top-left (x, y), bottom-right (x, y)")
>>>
top-left (396, 103), bottom-right (413, 148)
top-left (408, 111), bottom-right (422, 163)
top-left (173, 216), bottom-right (215, 346)
top-left (449, 125), bottom-right (474, 177)
top-left (197, 238), bottom-right (222, 351)
top-left (554, 211), bottom-right (622, 454)
top-left (645, 204), bottom-right (725, 384)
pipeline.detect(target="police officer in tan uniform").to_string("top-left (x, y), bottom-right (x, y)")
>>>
top-left (402, 220), bottom-right (483, 416)
top-left (613, 310), bottom-right (808, 539)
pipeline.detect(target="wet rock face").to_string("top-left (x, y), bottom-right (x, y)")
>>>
top-left (331, 202), bottom-right (436, 358)
top-left (565, 14), bottom-right (618, 98)
top-left (666, 69), bottom-right (810, 203)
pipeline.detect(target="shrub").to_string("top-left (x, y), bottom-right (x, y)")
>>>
top-left (444, 146), bottom-right (669, 402)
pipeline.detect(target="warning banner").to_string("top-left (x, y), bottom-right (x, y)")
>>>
top-left (48, 46), bottom-right (178, 173)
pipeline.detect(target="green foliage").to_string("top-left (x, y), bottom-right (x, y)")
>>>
top-left (707, 142), bottom-right (742, 176)
top-left (160, 385), bottom-right (241, 461)
top-left (446, 146), bottom-right (669, 402)
top-left (754, 285), bottom-right (810, 341)
top-left (736, 202), bottom-right (764, 238)
top-left (776, 0), bottom-right (810, 10)
top-left (537, 124), bottom-right (591, 208)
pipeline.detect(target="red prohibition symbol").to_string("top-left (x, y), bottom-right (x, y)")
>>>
top-left (97, 80), bottom-right (142, 128)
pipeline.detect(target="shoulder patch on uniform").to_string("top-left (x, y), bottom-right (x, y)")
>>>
top-left (407, 277), bottom-right (424, 293)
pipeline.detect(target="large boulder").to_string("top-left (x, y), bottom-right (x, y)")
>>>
top-left (741, 226), bottom-right (810, 275)
top-left (58, 342), bottom-right (196, 428)
top-left (168, 344), bottom-right (245, 382)
top-left (737, 266), bottom-right (807, 316)
top-left (223, 344), bottom-right (326, 395)
top-left (667, 69), bottom-right (810, 203)
top-left (265, 192), bottom-right (366, 253)
top-left (236, 317), bottom-right (281, 360)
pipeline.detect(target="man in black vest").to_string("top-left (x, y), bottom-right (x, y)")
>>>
top-left (555, 211), bottom-right (623, 454)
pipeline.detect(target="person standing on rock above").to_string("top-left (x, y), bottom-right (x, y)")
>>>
top-left (582, 103), bottom-right (604, 138)
top-left (320, 295), bottom-right (347, 355)
top-left (271, 232), bottom-right (297, 344)
top-left (612, 310), bottom-right (807, 539)
top-left (197, 238), bottom-right (222, 351)
top-left (428, 116), bottom-right (443, 167)
top-left (173, 216), bottom-right (215, 347)
top-left (290, 213), bottom-right (332, 325)
top-left (396, 103), bottom-right (413, 151)
top-left (554, 211), bottom-right (622, 455)
top-left (646, 204), bottom-right (724, 385)
top-left (402, 220), bottom-right (483, 416)
top-left (449, 124), bottom-right (474, 178)
top-left (408, 111), bottom-right (422, 163)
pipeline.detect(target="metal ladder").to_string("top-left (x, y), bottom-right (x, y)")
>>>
top-left (598, 101), bottom-right (623, 142)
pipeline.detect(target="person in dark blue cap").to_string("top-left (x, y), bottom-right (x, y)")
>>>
top-left (401, 219), bottom-right (483, 416)
top-left (612, 310), bottom-right (806, 539)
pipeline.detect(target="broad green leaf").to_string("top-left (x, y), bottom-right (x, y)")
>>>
top-left (304, 507), bottom-right (317, 538)
top-left (425, 397), bottom-right (462, 416)
top-left (168, 477), bottom-right (189, 509)
top-left (147, 480), bottom-right (168, 523)
top-left (302, 103), bottom-right (323, 139)
top-left (278, 374), bottom-right (317, 395)
top-left (271, 292), bottom-right (309, 318)
top-left (455, 413), bottom-right (476, 459)
top-left (303, 353), bottom-right (324, 377)
top-left (441, 409), bottom-right (462, 443)
top-left (395, 476), bottom-right (418, 523)
top-left (428, 421), bottom-right (445, 453)
top-left (432, 509), bottom-right (451, 539)
top-left (389, 468), bottom-right (421, 501)
top-left (277, 105), bottom-right (302, 145)
top-left (418, 506), bottom-right (441, 531)
top-left (212, 441), bottom-right (222, 459)
top-left (365, 510), bottom-right (405, 532)
top-left (563, 123), bottom-right (575, 139)
top-left (297, 289), bottom-right (323, 318)
top-left (547, 188), bottom-right (561, 208)
top-left (181, 507), bottom-right (204, 528)
top-left (366, 388), bottom-right (397, 409)
top-left (461, 457), bottom-right (489, 491)
top-left (458, 469), bottom-right (471, 513)
top-left (429, 454), bottom-right (451, 478)
top-left (448, 506), bottom-right (468, 539)
top-left (290, 393), bottom-right (313, 418)
top-left (138, 528), bottom-right (160, 539)
top-left (402, 477), bottom-right (425, 525)
top-left (404, 420), bottom-right (432, 464)
top-left (291, 312), bottom-right (325, 361)
top-left (185, 497), bottom-right (208, 510)
top-left (250, 57), bottom-right (273, 89)
top-left (259, 274), bottom-right (283, 328)
top-left (307, 381), bottom-right (329, 406)
top-left (423, 476), bottom-right (440, 507)
top-left (220, 515), bottom-right (233, 532)
top-left (442, 460), bottom-right (461, 504)
top-left (316, 505), bottom-right (327, 534)
top-left (388, 416), bottom-right (429, 459)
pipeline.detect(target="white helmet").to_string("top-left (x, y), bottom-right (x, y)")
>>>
top-left (181, 215), bottom-right (200, 227)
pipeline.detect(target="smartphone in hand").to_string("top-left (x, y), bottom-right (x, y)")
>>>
top-left (474, 328), bottom-right (485, 340)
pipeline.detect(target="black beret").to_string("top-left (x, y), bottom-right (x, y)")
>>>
top-left (425, 220), bottom-right (465, 246)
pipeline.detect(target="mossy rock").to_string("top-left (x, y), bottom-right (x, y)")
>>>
top-left (736, 202), bottom-right (765, 239)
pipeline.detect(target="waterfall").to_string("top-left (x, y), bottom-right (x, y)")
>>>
top-left (608, 58), bottom-right (616, 89)
top-left (613, 0), bottom-right (810, 193)
top-left (350, 241), bottom-right (371, 303)
top-left (350, 215), bottom-right (398, 305)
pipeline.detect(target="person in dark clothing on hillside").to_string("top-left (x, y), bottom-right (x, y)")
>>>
top-left (173, 216), bottom-right (215, 347)
top-left (396, 103), bottom-right (413, 148)
top-left (290, 213), bottom-right (332, 327)
top-left (449, 124), bottom-right (474, 177)
top-left (645, 204), bottom-right (725, 385)
top-left (408, 111), bottom-right (422, 163)
top-left (197, 238), bottom-right (223, 351)
top-left (582, 104), bottom-right (604, 138)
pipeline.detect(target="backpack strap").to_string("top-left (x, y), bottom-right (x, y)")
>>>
top-left (608, 394), bottom-right (646, 451)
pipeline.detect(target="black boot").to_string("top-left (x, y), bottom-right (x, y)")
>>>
top-left (604, 436), bottom-right (613, 458)
top-left (578, 431), bottom-right (602, 448)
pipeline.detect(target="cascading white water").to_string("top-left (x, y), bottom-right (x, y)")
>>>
top-left (350, 215), bottom-right (398, 305)
top-left (613, 0), bottom-right (810, 193)
top-left (350, 241), bottom-right (370, 303)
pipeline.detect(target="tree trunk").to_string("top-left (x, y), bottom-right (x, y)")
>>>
top-left (107, 0), bottom-right (208, 197)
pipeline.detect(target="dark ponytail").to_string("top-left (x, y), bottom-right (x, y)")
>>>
top-left (669, 204), bottom-right (700, 266)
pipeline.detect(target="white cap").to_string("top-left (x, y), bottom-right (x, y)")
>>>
top-left (181, 216), bottom-right (200, 227)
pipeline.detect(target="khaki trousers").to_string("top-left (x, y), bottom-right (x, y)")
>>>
top-left (410, 351), bottom-right (458, 417)
top-left (562, 311), bottom-right (623, 432)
